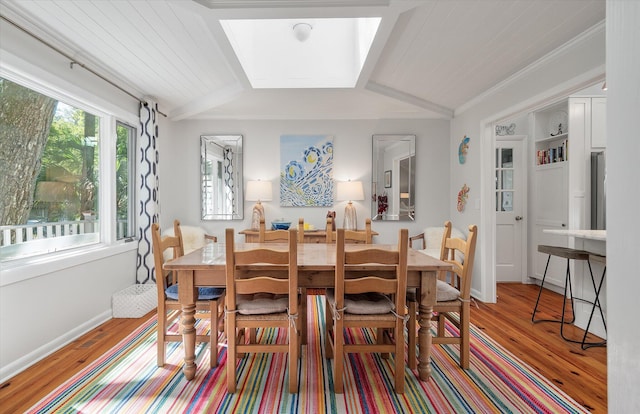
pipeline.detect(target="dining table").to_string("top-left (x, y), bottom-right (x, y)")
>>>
top-left (164, 241), bottom-right (453, 382)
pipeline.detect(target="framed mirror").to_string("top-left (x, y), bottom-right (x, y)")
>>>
top-left (372, 134), bottom-right (415, 221)
top-left (201, 135), bottom-right (243, 220)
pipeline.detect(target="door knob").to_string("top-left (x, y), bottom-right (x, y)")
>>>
top-left (515, 216), bottom-right (523, 221)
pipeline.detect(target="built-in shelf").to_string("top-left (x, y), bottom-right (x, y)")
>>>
top-left (535, 132), bottom-right (568, 143)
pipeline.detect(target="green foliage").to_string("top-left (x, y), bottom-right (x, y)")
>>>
top-left (116, 124), bottom-right (131, 220)
top-left (33, 103), bottom-right (100, 221)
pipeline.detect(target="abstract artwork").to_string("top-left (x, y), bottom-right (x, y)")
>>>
top-left (280, 135), bottom-right (334, 206)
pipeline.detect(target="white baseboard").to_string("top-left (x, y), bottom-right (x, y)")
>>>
top-left (0, 310), bottom-right (112, 383)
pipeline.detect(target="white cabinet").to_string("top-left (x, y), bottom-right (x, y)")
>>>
top-left (529, 97), bottom-right (593, 286)
top-left (532, 162), bottom-right (568, 285)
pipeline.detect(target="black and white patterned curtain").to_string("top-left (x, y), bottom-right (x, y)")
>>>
top-left (136, 101), bottom-right (160, 284)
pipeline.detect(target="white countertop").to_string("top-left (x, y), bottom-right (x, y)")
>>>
top-left (543, 229), bottom-right (606, 241)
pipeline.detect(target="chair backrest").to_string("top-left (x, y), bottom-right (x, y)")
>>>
top-left (161, 222), bottom-right (216, 261)
top-left (325, 217), bottom-right (372, 244)
top-left (334, 228), bottom-right (408, 312)
top-left (296, 217), bottom-right (306, 243)
top-left (225, 227), bottom-right (298, 315)
top-left (440, 221), bottom-right (478, 300)
top-left (151, 220), bottom-right (184, 298)
top-left (258, 217), bottom-right (289, 243)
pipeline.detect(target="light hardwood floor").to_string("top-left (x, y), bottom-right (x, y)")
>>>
top-left (0, 283), bottom-right (606, 413)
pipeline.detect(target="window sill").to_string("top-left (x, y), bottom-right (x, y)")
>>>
top-left (0, 240), bottom-right (138, 287)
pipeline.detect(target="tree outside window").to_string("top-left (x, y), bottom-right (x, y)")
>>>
top-left (0, 77), bottom-right (134, 259)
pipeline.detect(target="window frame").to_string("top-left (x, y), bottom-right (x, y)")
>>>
top-left (115, 121), bottom-right (137, 241)
top-left (0, 65), bottom-right (139, 271)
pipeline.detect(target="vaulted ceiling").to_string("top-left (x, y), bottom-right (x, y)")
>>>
top-left (0, 0), bottom-right (605, 120)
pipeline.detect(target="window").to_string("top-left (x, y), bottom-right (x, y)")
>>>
top-left (116, 122), bottom-right (136, 240)
top-left (0, 77), bottom-right (135, 260)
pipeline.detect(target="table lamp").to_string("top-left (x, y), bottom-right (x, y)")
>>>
top-left (336, 180), bottom-right (364, 230)
top-left (246, 180), bottom-right (273, 230)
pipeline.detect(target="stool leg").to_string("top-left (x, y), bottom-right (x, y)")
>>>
top-left (581, 263), bottom-right (607, 349)
top-left (559, 258), bottom-right (575, 341)
top-left (531, 254), bottom-right (552, 323)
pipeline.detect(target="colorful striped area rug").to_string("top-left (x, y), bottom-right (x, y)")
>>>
top-left (29, 296), bottom-right (589, 413)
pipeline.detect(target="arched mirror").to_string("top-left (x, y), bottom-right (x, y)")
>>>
top-left (201, 135), bottom-right (243, 220)
top-left (372, 134), bottom-right (415, 221)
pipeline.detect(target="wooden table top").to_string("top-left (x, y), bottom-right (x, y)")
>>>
top-left (165, 242), bottom-right (451, 272)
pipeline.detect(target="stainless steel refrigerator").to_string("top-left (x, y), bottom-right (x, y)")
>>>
top-left (591, 151), bottom-right (606, 230)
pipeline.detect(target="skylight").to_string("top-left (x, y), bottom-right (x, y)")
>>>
top-left (221, 18), bottom-right (381, 89)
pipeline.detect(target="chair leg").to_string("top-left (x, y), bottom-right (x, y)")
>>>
top-left (227, 315), bottom-right (237, 393)
top-left (210, 300), bottom-right (218, 368)
top-left (300, 288), bottom-right (307, 345)
top-left (407, 300), bottom-right (417, 370)
top-left (334, 318), bottom-right (344, 394)
top-left (157, 310), bottom-right (166, 367)
top-left (289, 324), bottom-right (299, 393)
top-left (378, 328), bottom-right (389, 359)
top-left (437, 314), bottom-right (446, 337)
top-left (394, 319), bottom-right (405, 393)
top-left (325, 297), bottom-right (334, 359)
top-left (459, 302), bottom-right (470, 369)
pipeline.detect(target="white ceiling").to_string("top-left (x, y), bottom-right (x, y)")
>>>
top-left (0, 0), bottom-right (605, 120)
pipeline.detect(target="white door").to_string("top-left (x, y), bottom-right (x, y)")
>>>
top-left (495, 138), bottom-right (526, 282)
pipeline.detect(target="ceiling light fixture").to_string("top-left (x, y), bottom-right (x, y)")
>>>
top-left (292, 22), bottom-right (312, 42)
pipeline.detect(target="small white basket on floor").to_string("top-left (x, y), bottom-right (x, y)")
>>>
top-left (112, 284), bottom-right (157, 318)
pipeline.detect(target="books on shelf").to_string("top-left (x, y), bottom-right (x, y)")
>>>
top-left (536, 139), bottom-right (568, 166)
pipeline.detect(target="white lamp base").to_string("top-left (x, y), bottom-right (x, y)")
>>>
top-left (251, 201), bottom-right (264, 230)
top-left (343, 201), bottom-right (357, 230)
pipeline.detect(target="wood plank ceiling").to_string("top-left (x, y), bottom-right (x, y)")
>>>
top-left (0, 0), bottom-right (605, 120)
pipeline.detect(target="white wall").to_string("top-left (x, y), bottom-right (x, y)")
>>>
top-left (161, 119), bottom-right (450, 243)
top-left (450, 22), bottom-right (606, 302)
top-left (606, 0), bottom-right (640, 410)
top-left (0, 248), bottom-right (136, 381)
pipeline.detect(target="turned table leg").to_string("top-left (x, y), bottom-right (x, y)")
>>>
top-left (178, 270), bottom-right (197, 380)
top-left (418, 270), bottom-right (437, 381)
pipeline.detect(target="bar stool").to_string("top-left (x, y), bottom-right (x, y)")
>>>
top-left (581, 254), bottom-right (607, 349)
top-left (531, 245), bottom-right (591, 342)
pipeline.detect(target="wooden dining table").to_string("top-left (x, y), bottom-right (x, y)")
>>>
top-left (164, 241), bottom-right (453, 382)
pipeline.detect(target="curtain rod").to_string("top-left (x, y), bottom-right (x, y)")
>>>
top-left (1, 14), bottom-right (167, 118)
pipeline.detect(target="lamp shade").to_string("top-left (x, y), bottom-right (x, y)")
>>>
top-left (245, 180), bottom-right (273, 202)
top-left (336, 180), bottom-right (364, 201)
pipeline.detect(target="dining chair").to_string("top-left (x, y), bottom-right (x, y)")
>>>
top-left (407, 221), bottom-right (478, 370)
top-left (325, 228), bottom-right (409, 394)
top-left (325, 217), bottom-right (373, 243)
top-left (224, 227), bottom-right (302, 393)
top-left (258, 217), bottom-right (307, 344)
top-left (258, 217), bottom-right (289, 242)
top-left (151, 220), bottom-right (225, 368)
top-left (161, 224), bottom-right (217, 261)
